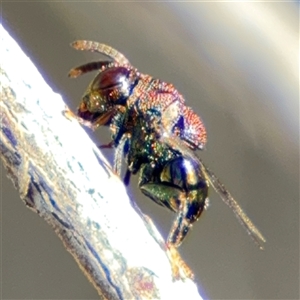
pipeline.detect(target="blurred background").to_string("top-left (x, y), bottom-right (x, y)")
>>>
top-left (1, 2), bottom-right (299, 299)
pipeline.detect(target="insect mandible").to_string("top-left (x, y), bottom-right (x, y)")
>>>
top-left (68, 40), bottom-right (266, 250)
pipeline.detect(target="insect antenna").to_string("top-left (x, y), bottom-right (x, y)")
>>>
top-left (68, 61), bottom-right (114, 78)
top-left (71, 40), bottom-right (131, 66)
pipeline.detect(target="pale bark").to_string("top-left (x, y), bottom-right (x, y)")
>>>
top-left (0, 24), bottom-right (202, 300)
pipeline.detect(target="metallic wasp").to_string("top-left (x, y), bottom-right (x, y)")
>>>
top-left (68, 40), bottom-right (266, 250)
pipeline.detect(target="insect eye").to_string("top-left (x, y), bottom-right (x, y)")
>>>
top-left (91, 67), bottom-right (137, 104)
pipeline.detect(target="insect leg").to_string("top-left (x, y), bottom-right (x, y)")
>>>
top-left (138, 164), bottom-right (183, 212)
top-left (113, 133), bottom-right (131, 177)
top-left (140, 157), bottom-right (208, 248)
top-left (159, 133), bottom-right (266, 249)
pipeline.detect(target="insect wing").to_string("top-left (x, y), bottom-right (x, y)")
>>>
top-left (198, 159), bottom-right (266, 249)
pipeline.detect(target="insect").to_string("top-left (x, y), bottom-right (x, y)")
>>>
top-left (68, 40), bottom-right (266, 252)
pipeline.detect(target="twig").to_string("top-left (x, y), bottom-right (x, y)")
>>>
top-left (0, 24), bottom-right (202, 300)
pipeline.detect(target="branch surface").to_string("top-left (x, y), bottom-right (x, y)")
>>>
top-left (0, 24), bottom-right (202, 299)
